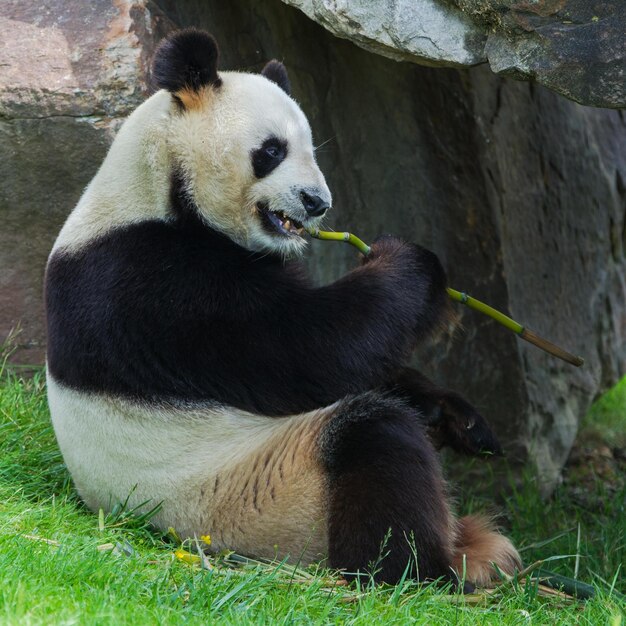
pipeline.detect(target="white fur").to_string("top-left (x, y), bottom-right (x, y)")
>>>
top-left (47, 373), bottom-right (333, 562)
top-left (54, 72), bottom-right (331, 257)
top-left (53, 90), bottom-right (173, 253)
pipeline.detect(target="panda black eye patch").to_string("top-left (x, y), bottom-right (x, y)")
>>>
top-left (251, 137), bottom-right (288, 178)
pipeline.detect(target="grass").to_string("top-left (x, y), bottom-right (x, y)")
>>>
top-left (0, 361), bottom-right (624, 625)
top-left (582, 377), bottom-right (626, 448)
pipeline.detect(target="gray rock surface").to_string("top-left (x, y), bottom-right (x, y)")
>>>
top-left (470, 0), bottom-right (626, 109)
top-left (1, 0), bottom-right (624, 491)
top-left (280, 0), bottom-right (626, 108)
top-left (279, 0), bottom-right (487, 67)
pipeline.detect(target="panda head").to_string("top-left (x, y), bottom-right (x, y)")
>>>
top-left (153, 29), bottom-right (331, 257)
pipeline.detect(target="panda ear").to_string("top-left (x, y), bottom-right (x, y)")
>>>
top-left (261, 60), bottom-right (291, 96)
top-left (152, 29), bottom-right (221, 105)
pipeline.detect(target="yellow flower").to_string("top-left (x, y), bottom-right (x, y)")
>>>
top-left (174, 549), bottom-right (201, 564)
top-left (200, 534), bottom-right (211, 546)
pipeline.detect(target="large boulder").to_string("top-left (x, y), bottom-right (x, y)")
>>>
top-left (1, 0), bottom-right (624, 490)
top-left (280, 0), bottom-right (626, 108)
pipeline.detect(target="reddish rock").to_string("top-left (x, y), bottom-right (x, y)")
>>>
top-left (0, 0), bottom-right (175, 363)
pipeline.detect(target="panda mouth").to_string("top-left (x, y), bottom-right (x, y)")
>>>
top-left (256, 202), bottom-right (305, 237)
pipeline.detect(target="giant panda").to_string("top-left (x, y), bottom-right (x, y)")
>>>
top-left (45, 29), bottom-right (520, 586)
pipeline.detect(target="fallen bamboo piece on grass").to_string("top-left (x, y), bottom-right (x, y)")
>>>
top-left (307, 228), bottom-right (584, 367)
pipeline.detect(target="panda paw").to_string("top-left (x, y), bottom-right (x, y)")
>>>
top-left (366, 235), bottom-right (447, 284)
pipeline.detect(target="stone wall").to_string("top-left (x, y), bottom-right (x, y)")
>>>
top-left (1, 0), bottom-right (624, 489)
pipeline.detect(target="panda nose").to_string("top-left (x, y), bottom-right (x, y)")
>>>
top-left (300, 191), bottom-right (330, 217)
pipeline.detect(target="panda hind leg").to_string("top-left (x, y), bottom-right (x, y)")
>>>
top-left (318, 392), bottom-right (456, 585)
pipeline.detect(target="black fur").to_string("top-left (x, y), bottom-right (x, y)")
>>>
top-left (152, 28), bottom-right (221, 94)
top-left (169, 169), bottom-right (197, 225)
top-left (320, 392), bottom-right (454, 584)
top-left (45, 206), bottom-right (451, 416)
top-left (251, 137), bottom-right (288, 179)
top-left (261, 60), bottom-right (291, 95)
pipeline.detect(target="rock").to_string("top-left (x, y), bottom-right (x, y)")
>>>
top-left (280, 0), bottom-right (626, 108)
top-left (0, 0), bottom-right (175, 363)
top-left (278, 0), bottom-right (487, 67)
top-left (1, 0), bottom-right (624, 492)
top-left (466, 0), bottom-right (626, 109)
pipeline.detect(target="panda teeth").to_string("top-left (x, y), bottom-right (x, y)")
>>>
top-left (262, 207), bottom-right (304, 236)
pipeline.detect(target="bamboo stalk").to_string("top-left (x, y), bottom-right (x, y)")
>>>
top-left (307, 228), bottom-right (584, 367)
